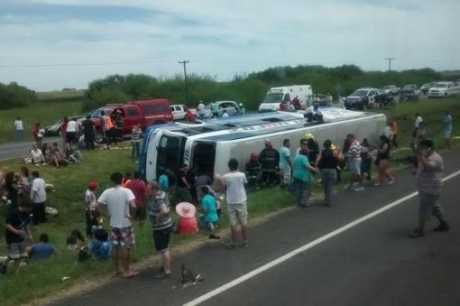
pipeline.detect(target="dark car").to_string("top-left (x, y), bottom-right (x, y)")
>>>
top-left (374, 89), bottom-right (394, 107)
top-left (344, 88), bottom-right (380, 110)
top-left (400, 84), bottom-right (419, 101)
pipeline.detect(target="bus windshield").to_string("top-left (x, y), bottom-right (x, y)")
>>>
top-left (156, 135), bottom-right (186, 177)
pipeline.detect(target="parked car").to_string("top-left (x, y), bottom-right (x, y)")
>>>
top-left (382, 85), bottom-right (400, 96)
top-left (45, 115), bottom-right (83, 136)
top-left (374, 90), bottom-right (394, 107)
top-left (428, 81), bottom-right (460, 98)
top-left (400, 84), bottom-right (419, 101)
top-left (420, 82), bottom-right (436, 95)
top-left (170, 104), bottom-right (198, 121)
top-left (344, 88), bottom-right (380, 110)
top-left (211, 101), bottom-right (241, 116)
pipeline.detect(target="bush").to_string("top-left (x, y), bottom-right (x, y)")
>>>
top-left (0, 82), bottom-right (37, 109)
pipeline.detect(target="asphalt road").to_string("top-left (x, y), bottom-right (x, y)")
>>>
top-left (50, 149), bottom-right (460, 306)
top-left (0, 137), bottom-right (60, 161)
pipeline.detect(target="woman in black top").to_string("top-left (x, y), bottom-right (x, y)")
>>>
top-left (318, 140), bottom-right (339, 206)
top-left (375, 135), bottom-right (394, 186)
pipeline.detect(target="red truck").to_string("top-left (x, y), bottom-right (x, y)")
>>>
top-left (112, 99), bottom-right (174, 133)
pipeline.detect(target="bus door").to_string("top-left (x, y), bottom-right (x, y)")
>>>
top-left (191, 140), bottom-right (216, 178)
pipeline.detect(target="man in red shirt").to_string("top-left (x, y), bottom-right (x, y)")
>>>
top-left (126, 172), bottom-right (147, 224)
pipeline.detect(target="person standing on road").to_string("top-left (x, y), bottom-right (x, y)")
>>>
top-left (279, 139), bottom-right (292, 187)
top-left (442, 111), bottom-right (453, 150)
top-left (82, 115), bottom-right (96, 150)
top-left (292, 139), bottom-right (318, 207)
top-left (410, 139), bottom-right (450, 238)
top-left (318, 140), bottom-right (338, 206)
top-left (14, 117), bottom-right (24, 141)
top-left (146, 181), bottom-right (173, 278)
top-left (221, 158), bottom-right (249, 248)
top-left (347, 134), bottom-right (364, 191)
top-left (375, 135), bottom-right (395, 186)
top-left (97, 172), bottom-right (137, 278)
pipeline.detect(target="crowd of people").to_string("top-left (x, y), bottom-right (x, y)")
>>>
top-left (1, 111), bottom-right (455, 278)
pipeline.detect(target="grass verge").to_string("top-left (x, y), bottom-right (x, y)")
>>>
top-left (0, 97), bottom-right (459, 305)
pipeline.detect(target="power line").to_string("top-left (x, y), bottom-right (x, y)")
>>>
top-left (384, 57), bottom-right (396, 72)
top-left (178, 60), bottom-right (190, 104)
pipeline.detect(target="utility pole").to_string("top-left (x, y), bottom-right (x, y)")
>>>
top-left (384, 57), bottom-right (395, 72)
top-left (178, 60), bottom-right (190, 104)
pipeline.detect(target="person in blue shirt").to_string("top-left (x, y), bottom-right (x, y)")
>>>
top-left (29, 233), bottom-right (55, 260)
top-left (292, 139), bottom-right (318, 207)
top-left (200, 186), bottom-right (220, 239)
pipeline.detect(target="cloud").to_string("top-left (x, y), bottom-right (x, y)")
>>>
top-left (0, 0), bottom-right (459, 90)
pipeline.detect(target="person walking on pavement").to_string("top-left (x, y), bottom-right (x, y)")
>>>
top-left (14, 117), bottom-right (24, 141)
top-left (318, 140), bottom-right (339, 206)
top-left (258, 140), bottom-right (280, 187)
top-left (97, 172), bottom-right (138, 278)
top-left (409, 139), bottom-right (450, 238)
top-left (375, 135), bottom-right (395, 186)
top-left (292, 139), bottom-right (318, 207)
top-left (279, 139), bottom-right (292, 187)
top-left (442, 111), bottom-right (453, 150)
top-left (82, 115), bottom-right (96, 150)
top-left (221, 158), bottom-right (249, 248)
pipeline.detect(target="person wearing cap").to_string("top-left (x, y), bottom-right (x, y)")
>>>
top-left (258, 140), bottom-right (280, 187)
top-left (146, 181), bottom-right (174, 278)
top-left (97, 172), bottom-right (137, 278)
top-left (245, 153), bottom-right (261, 191)
top-left (221, 158), bottom-right (249, 248)
top-left (292, 139), bottom-right (318, 207)
top-left (84, 180), bottom-right (98, 237)
top-left (318, 140), bottom-right (339, 206)
top-left (410, 140), bottom-right (450, 238)
top-left (279, 139), bottom-right (292, 186)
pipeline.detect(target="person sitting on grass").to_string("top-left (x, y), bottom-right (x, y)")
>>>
top-left (89, 227), bottom-right (112, 260)
top-left (28, 233), bottom-right (55, 261)
top-left (50, 142), bottom-right (68, 167)
top-left (30, 144), bottom-right (46, 166)
top-left (66, 229), bottom-right (91, 262)
top-left (84, 180), bottom-right (99, 238)
top-left (200, 186), bottom-right (220, 239)
top-left (65, 143), bottom-right (82, 164)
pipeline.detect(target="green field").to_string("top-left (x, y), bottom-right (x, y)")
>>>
top-left (0, 97), bottom-right (459, 306)
top-left (0, 100), bottom-right (84, 144)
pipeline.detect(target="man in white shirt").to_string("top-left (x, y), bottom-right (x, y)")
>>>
top-left (30, 171), bottom-right (47, 224)
top-left (14, 117), bottom-right (24, 141)
top-left (66, 119), bottom-right (78, 145)
top-left (98, 172), bottom-right (137, 278)
top-left (415, 113), bottom-right (423, 129)
top-left (221, 158), bottom-right (248, 248)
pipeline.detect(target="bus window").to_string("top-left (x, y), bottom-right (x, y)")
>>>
top-left (156, 135), bottom-right (185, 178)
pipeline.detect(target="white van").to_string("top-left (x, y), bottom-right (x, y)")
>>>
top-left (258, 85), bottom-right (313, 112)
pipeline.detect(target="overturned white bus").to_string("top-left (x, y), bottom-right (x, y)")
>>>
top-left (142, 108), bottom-right (386, 182)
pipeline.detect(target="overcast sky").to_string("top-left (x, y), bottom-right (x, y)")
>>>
top-left (0, 0), bottom-right (459, 91)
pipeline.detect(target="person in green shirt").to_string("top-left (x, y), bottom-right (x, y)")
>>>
top-left (200, 186), bottom-right (220, 239)
top-left (292, 139), bottom-right (318, 207)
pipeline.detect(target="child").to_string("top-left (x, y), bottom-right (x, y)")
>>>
top-left (66, 229), bottom-right (90, 262)
top-left (89, 227), bottom-right (111, 260)
top-left (200, 186), bottom-right (220, 239)
top-left (84, 181), bottom-right (99, 237)
top-left (28, 233), bottom-right (55, 260)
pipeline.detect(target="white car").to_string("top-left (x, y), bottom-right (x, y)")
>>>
top-left (428, 81), bottom-right (460, 98)
top-left (170, 104), bottom-right (197, 120)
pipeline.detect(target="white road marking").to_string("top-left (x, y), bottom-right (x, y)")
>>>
top-left (183, 169), bottom-right (460, 306)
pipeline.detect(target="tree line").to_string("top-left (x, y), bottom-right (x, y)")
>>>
top-left (0, 82), bottom-right (37, 110)
top-left (84, 65), bottom-right (449, 111)
top-left (0, 65), bottom-right (455, 111)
